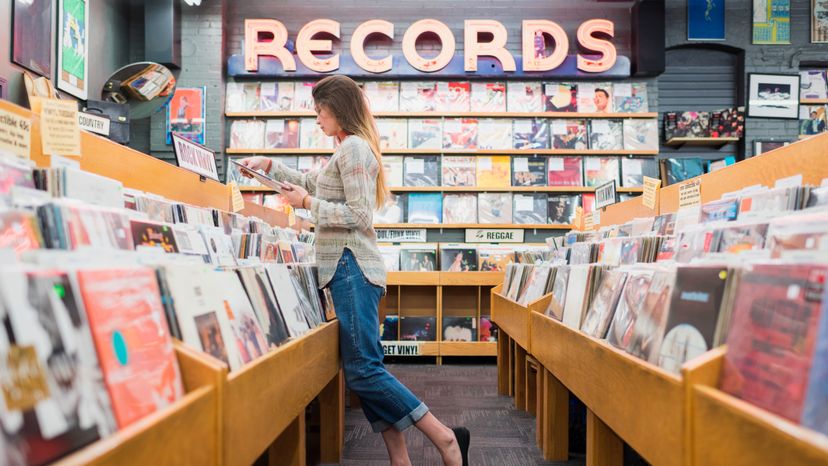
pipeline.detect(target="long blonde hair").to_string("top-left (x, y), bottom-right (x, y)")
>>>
top-left (312, 75), bottom-right (388, 208)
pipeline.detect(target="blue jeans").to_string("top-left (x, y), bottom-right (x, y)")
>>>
top-left (329, 248), bottom-right (429, 433)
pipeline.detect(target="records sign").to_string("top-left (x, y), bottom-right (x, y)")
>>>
top-left (382, 341), bottom-right (422, 356)
top-left (594, 180), bottom-right (618, 210)
top-left (171, 133), bottom-right (219, 182)
top-left (376, 229), bottom-right (427, 243)
top-left (465, 228), bottom-right (525, 243)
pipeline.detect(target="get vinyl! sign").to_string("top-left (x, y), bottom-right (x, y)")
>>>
top-left (230, 17), bottom-right (629, 78)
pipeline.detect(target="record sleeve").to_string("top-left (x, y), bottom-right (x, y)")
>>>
top-left (562, 265), bottom-right (592, 329)
top-left (408, 118), bottom-right (443, 150)
top-left (513, 193), bottom-right (548, 224)
top-left (584, 157), bottom-right (620, 187)
top-left (443, 193), bottom-right (478, 224)
top-left (543, 82), bottom-right (578, 112)
top-left (440, 243), bottom-right (479, 272)
top-left (242, 266), bottom-right (290, 347)
top-left (581, 270), bottom-right (628, 338)
top-left (436, 81), bottom-right (471, 112)
top-left (442, 317), bottom-right (477, 341)
top-left (242, 82), bottom-right (260, 112)
top-left (404, 155), bottom-right (441, 187)
top-left (627, 269), bottom-right (676, 363)
top-left (262, 264), bottom-right (312, 338)
top-left (399, 81), bottom-right (438, 112)
top-left (378, 244), bottom-right (401, 271)
top-left (442, 156), bottom-right (476, 187)
top-left (588, 119), bottom-right (623, 150)
top-left (799, 105), bottom-right (827, 136)
top-left (606, 268), bottom-right (656, 351)
top-left (513, 118), bottom-right (550, 149)
top-left (511, 155), bottom-right (547, 186)
top-left (620, 157), bottom-right (659, 187)
top-left (547, 195), bottom-right (580, 224)
top-left (443, 118), bottom-right (478, 149)
top-left (551, 119), bottom-right (588, 149)
top-left (376, 119), bottom-right (408, 150)
top-left (478, 245), bottom-right (515, 271)
top-left (381, 315), bottom-right (400, 340)
top-left (364, 81), bottom-right (400, 112)
top-left (400, 316), bottom-right (437, 341)
top-left (479, 316), bottom-right (499, 342)
top-left (507, 81), bottom-right (543, 112)
top-left (216, 271), bottom-right (270, 363)
top-left (225, 82), bottom-right (245, 113)
top-left (264, 119), bottom-right (300, 149)
top-left (613, 82), bottom-right (648, 113)
top-left (547, 265), bottom-right (571, 320)
top-left (199, 225), bottom-right (238, 267)
top-left (664, 158), bottom-right (705, 185)
top-left (407, 193), bottom-right (443, 224)
top-left (477, 119), bottom-right (513, 150)
top-left (581, 193), bottom-right (596, 213)
top-left (518, 265), bottom-right (552, 305)
top-left (259, 81), bottom-right (294, 111)
top-left (399, 244), bottom-right (438, 271)
top-left (292, 81), bottom-right (316, 111)
top-left (622, 119), bottom-right (659, 151)
top-left (478, 192), bottom-right (513, 224)
top-left (0, 210), bottom-right (43, 255)
top-left (375, 193), bottom-right (407, 224)
top-left (382, 155), bottom-right (404, 187)
top-left (699, 199), bottom-right (740, 223)
top-left (230, 120), bottom-right (265, 149)
top-left (131, 219), bottom-right (179, 253)
top-left (476, 156), bottom-right (511, 188)
top-left (54, 202), bottom-right (134, 251)
top-left (471, 82), bottom-right (506, 112)
top-left (577, 83), bottom-right (614, 113)
top-left (800, 70), bottom-right (828, 100)
top-left (715, 223), bottom-right (769, 254)
top-left (547, 156), bottom-right (584, 186)
top-left (300, 118), bottom-right (334, 149)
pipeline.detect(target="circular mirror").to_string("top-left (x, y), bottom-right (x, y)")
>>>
top-left (101, 62), bottom-right (178, 119)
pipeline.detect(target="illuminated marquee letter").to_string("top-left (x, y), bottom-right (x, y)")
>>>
top-left (402, 19), bottom-right (455, 72)
top-left (464, 20), bottom-right (516, 72)
top-left (522, 20), bottom-right (568, 71)
top-left (296, 19), bottom-right (341, 72)
top-left (351, 20), bottom-right (395, 73)
top-left (244, 19), bottom-right (296, 72)
top-left (577, 19), bottom-right (617, 73)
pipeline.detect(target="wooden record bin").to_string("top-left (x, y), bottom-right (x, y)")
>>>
top-left (4, 98), bottom-right (343, 465)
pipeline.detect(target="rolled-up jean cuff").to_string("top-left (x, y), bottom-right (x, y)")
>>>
top-left (371, 402), bottom-right (429, 433)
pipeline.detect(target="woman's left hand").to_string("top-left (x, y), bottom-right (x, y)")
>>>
top-left (281, 182), bottom-right (310, 209)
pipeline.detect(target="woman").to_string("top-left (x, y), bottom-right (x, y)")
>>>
top-left (239, 75), bottom-right (469, 466)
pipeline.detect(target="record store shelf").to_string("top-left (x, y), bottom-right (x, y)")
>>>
top-left (800, 98), bottom-right (828, 104)
top-left (225, 111), bottom-right (660, 119)
top-left (375, 223), bottom-right (572, 230)
top-left (664, 137), bottom-right (740, 148)
top-left (226, 148), bottom-right (659, 156)
top-left (240, 186), bottom-right (645, 194)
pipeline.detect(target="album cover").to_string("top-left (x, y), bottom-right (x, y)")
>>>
top-left (378, 244), bottom-right (401, 272)
top-left (577, 83), bottom-right (614, 113)
top-left (478, 192), bottom-right (513, 224)
top-left (800, 70), bottom-right (828, 100)
top-left (478, 245), bottom-right (515, 271)
top-left (613, 82), bottom-right (649, 113)
top-left (408, 118), bottom-right (443, 149)
top-left (300, 118), bottom-right (334, 149)
top-left (699, 199), bottom-right (739, 223)
top-left (364, 81), bottom-right (400, 112)
top-left (582, 193), bottom-right (596, 213)
top-left (547, 156), bottom-right (584, 186)
top-left (620, 157), bottom-right (659, 187)
top-left (476, 156), bottom-right (511, 188)
top-left (400, 244), bottom-right (439, 271)
top-left (664, 158), bottom-right (705, 185)
top-left (375, 193), bottom-right (407, 224)
top-left (443, 317), bottom-right (477, 341)
top-left (477, 118), bottom-right (513, 149)
top-left (376, 118), bottom-right (408, 150)
top-left (259, 81), bottom-right (295, 111)
top-left (442, 156), bottom-right (476, 187)
top-left (513, 193), bottom-right (548, 224)
top-left (440, 243), bottom-right (479, 272)
top-left (507, 81), bottom-right (543, 112)
top-left (584, 157), bottom-right (621, 187)
top-left (400, 81), bottom-right (438, 112)
top-left (381, 315), bottom-right (400, 341)
top-left (230, 120), bottom-right (265, 149)
top-left (800, 105), bottom-right (827, 136)
top-left (0, 210), bottom-right (43, 255)
top-left (715, 223), bottom-right (769, 254)
top-left (627, 269), bottom-right (676, 363)
top-left (471, 82), bottom-right (507, 112)
top-left (131, 219), bottom-right (179, 253)
top-left (443, 118), bottom-right (478, 149)
top-left (225, 82), bottom-right (245, 113)
top-left (264, 119), bottom-right (300, 149)
top-left (297, 156), bottom-right (330, 174)
top-left (513, 118), bottom-right (550, 149)
top-left (720, 263), bottom-right (828, 425)
top-left (543, 82), bottom-right (578, 112)
top-left (443, 194), bottom-right (478, 224)
top-left (219, 271), bottom-right (270, 363)
top-left (623, 119), bottom-right (659, 151)
top-left (656, 265), bottom-right (729, 374)
top-left (260, 264), bottom-right (311, 339)
top-left (547, 195), bottom-right (580, 224)
top-left (518, 266), bottom-right (553, 305)
top-left (400, 316), bottom-right (437, 341)
top-left (581, 270), bottom-right (629, 338)
top-left (606, 268), bottom-right (656, 351)
top-left (436, 81), bottom-right (471, 112)
top-left (550, 119), bottom-right (588, 149)
top-left (134, 195), bottom-right (176, 223)
top-left (292, 81), bottom-right (316, 111)
top-left (240, 82), bottom-right (259, 112)
top-left (382, 155), bottom-right (404, 187)
top-left (407, 193), bottom-right (442, 224)
top-left (199, 225), bottom-right (238, 267)
top-left (561, 265), bottom-right (592, 329)
top-left (0, 268), bottom-right (116, 465)
top-left (588, 119), bottom-right (624, 150)
top-left (49, 202), bottom-right (134, 251)
top-left (511, 156), bottom-right (547, 186)
top-left (404, 155), bottom-right (441, 187)
top-left (479, 316), bottom-right (499, 342)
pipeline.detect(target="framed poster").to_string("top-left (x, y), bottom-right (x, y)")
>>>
top-left (57, 0), bottom-right (90, 100)
top-left (753, 139), bottom-right (792, 156)
top-left (752, 0), bottom-right (791, 44)
top-left (814, 0), bottom-right (828, 43)
top-left (166, 87), bottom-right (206, 145)
top-left (747, 73), bottom-right (800, 119)
top-left (12, 0), bottom-right (53, 76)
top-left (688, 0), bottom-right (726, 41)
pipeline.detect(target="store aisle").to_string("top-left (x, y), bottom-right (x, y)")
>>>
top-left (324, 364), bottom-right (584, 466)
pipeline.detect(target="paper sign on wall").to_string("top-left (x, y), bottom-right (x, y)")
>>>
top-left (642, 176), bottom-right (661, 210)
top-left (678, 178), bottom-right (702, 209)
top-left (574, 206), bottom-right (584, 229)
top-left (584, 212), bottom-right (595, 230)
top-left (0, 109), bottom-right (32, 159)
top-left (229, 182), bottom-right (245, 212)
top-left (36, 98), bottom-right (81, 156)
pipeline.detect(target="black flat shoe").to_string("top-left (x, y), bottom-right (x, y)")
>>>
top-left (452, 426), bottom-right (470, 466)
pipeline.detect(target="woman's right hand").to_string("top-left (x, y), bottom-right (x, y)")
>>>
top-left (237, 156), bottom-right (272, 177)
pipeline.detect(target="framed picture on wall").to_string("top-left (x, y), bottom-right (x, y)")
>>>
top-left (813, 0), bottom-right (828, 43)
top-left (747, 73), bottom-right (800, 119)
top-left (166, 87), bottom-right (207, 145)
top-left (687, 0), bottom-right (726, 41)
top-left (753, 139), bottom-right (792, 156)
top-left (57, 0), bottom-right (90, 100)
top-left (12, 0), bottom-right (53, 76)
top-left (752, 0), bottom-right (791, 44)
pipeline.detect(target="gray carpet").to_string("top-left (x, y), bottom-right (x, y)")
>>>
top-left (323, 364), bottom-right (585, 466)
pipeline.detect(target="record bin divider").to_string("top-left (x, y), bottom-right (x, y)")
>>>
top-left (54, 343), bottom-right (225, 466)
top-left (682, 347), bottom-right (828, 466)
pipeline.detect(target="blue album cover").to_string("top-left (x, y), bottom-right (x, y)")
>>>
top-left (407, 193), bottom-right (443, 224)
top-left (688, 0), bottom-right (726, 41)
